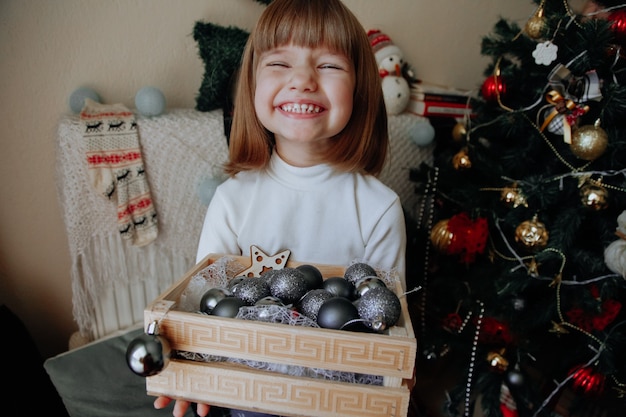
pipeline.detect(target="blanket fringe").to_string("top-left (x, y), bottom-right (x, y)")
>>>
top-left (71, 233), bottom-right (193, 339)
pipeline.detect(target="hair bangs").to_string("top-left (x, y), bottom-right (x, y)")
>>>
top-left (253, 0), bottom-right (354, 57)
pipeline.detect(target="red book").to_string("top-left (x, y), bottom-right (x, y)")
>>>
top-left (407, 99), bottom-right (474, 118)
top-left (410, 82), bottom-right (471, 105)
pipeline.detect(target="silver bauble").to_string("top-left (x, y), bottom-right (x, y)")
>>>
top-left (200, 287), bottom-right (231, 314)
top-left (211, 297), bottom-right (247, 318)
top-left (354, 276), bottom-right (387, 298)
top-left (126, 323), bottom-right (171, 377)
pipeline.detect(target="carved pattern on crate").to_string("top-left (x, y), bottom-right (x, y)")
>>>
top-left (164, 319), bottom-right (411, 376)
top-left (147, 362), bottom-right (407, 417)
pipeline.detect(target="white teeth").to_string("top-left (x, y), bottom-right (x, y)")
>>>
top-left (281, 103), bottom-right (321, 113)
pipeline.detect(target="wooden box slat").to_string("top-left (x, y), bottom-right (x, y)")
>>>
top-left (147, 359), bottom-right (411, 417)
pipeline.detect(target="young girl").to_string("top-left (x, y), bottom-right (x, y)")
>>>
top-left (155, 0), bottom-right (406, 416)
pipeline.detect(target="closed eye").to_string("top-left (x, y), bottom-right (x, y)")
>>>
top-left (267, 62), bottom-right (289, 68)
top-left (320, 64), bottom-right (343, 70)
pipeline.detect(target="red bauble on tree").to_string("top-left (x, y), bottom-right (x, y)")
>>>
top-left (481, 74), bottom-right (507, 102)
top-left (609, 9), bottom-right (626, 47)
top-left (430, 213), bottom-right (489, 263)
top-left (477, 316), bottom-right (513, 345)
top-left (568, 364), bottom-right (606, 398)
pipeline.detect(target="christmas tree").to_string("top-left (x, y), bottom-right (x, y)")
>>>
top-left (410, 1), bottom-right (626, 416)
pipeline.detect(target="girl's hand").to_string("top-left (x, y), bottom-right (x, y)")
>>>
top-left (154, 396), bottom-right (210, 417)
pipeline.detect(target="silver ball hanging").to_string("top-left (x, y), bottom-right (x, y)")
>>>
top-left (126, 321), bottom-right (171, 377)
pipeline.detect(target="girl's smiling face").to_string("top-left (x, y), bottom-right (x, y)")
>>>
top-left (254, 44), bottom-right (356, 166)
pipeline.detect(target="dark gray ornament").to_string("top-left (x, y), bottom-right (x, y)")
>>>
top-left (354, 276), bottom-right (387, 298)
top-left (322, 276), bottom-right (355, 299)
top-left (344, 262), bottom-right (378, 285)
top-left (254, 296), bottom-right (285, 307)
top-left (126, 321), bottom-right (171, 377)
top-left (357, 286), bottom-right (401, 332)
top-left (227, 275), bottom-right (246, 290)
top-left (231, 277), bottom-right (271, 305)
top-left (200, 287), bottom-right (231, 314)
top-left (296, 264), bottom-right (324, 290)
top-left (298, 289), bottom-right (333, 321)
top-left (268, 267), bottom-right (308, 304)
top-left (211, 297), bottom-right (247, 318)
top-left (317, 297), bottom-right (359, 330)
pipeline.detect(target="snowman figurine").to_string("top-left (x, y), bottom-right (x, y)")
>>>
top-left (368, 29), bottom-right (411, 115)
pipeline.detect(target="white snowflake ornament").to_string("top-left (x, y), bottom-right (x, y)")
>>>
top-left (533, 41), bottom-right (558, 66)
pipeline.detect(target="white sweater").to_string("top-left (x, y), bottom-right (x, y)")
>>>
top-left (196, 152), bottom-right (407, 288)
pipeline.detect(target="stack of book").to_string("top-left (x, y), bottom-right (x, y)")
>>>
top-left (406, 82), bottom-right (474, 118)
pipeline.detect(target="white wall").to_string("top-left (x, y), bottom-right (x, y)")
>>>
top-left (0, 0), bottom-right (535, 358)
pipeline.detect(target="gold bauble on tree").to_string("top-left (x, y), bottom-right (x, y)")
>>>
top-left (487, 349), bottom-right (509, 373)
top-left (580, 182), bottom-right (609, 210)
top-left (570, 120), bottom-right (609, 161)
top-left (451, 122), bottom-right (467, 142)
top-left (501, 183), bottom-right (528, 208)
top-left (525, 7), bottom-right (546, 39)
top-left (515, 214), bottom-right (549, 251)
top-left (452, 147), bottom-right (472, 170)
top-left (430, 219), bottom-right (454, 252)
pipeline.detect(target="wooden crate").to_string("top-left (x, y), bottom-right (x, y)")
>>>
top-left (144, 254), bottom-right (417, 417)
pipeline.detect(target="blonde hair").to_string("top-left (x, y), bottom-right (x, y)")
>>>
top-left (225, 0), bottom-right (389, 176)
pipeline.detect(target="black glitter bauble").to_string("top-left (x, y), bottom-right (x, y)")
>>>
top-left (211, 297), bottom-right (247, 318)
top-left (354, 276), bottom-right (387, 298)
top-left (200, 287), bottom-right (231, 314)
top-left (322, 276), bottom-right (355, 299)
top-left (268, 267), bottom-right (308, 304)
top-left (317, 297), bottom-right (359, 330)
top-left (296, 264), bottom-right (324, 290)
top-left (344, 262), bottom-right (378, 285)
top-left (357, 286), bottom-right (401, 332)
top-left (298, 289), bottom-right (333, 321)
top-left (126, 333), bottom-right (171, 377)
top-left (231, 277), bottom-right (271, 305)
top-left (259, 269), bottom-right (279, 282)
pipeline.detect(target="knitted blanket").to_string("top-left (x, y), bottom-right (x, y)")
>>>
top-left (56, 109), bottom-right (229, 338)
